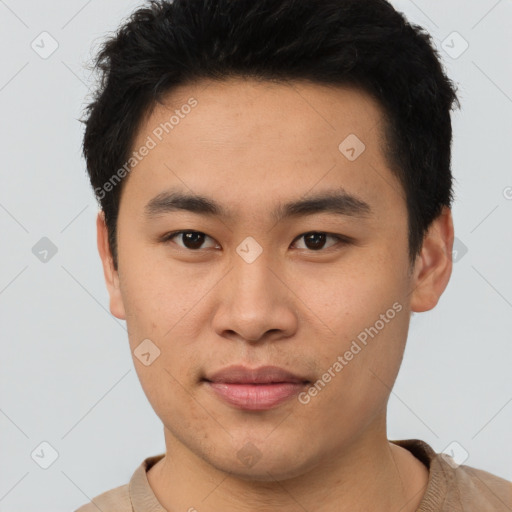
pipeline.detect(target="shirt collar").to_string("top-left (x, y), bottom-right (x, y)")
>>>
top-left (129, 440), bottom-right (446, 512)
top-left (129, 453), bottom-right (166, 512)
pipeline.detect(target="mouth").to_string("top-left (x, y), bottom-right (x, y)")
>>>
top-left (203, 380), bottom-right (309, 385)
top-left (202, 380), bottom-right (310, 410)
top-left (202, 365), bottom-right (311, 410)
top-left (203, 364), bottom-right (310, 384)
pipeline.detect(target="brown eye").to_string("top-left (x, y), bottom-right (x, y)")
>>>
top-left (292, 232), bottom-right (347, 251)
top-left (163, 231), bottom-right (218, 250)
top-left (162, 230), bottom-right (349, 252)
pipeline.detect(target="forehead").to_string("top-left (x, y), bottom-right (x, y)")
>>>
top-left (123, 78), bottom-right (404, 222)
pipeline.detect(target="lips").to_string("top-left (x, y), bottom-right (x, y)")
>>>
top-left (202, 365), bottom-right (311, 410)
top-left (203, 365), bottom-right (310, 385)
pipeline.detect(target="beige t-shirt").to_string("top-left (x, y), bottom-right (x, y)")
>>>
top-left (74, 439), bottom-right (512, 511)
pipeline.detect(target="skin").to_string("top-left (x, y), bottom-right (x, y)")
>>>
top-left (97, 78), bottom-right (454, 512)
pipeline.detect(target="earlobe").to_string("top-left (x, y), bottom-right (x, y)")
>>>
top-left (410, 206), bottom-right (454, 313)
top-left (96, 211), bottom-right (126, 320)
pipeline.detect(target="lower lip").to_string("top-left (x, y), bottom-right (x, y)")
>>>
top-left (204, 381), bottom-right (308, 410)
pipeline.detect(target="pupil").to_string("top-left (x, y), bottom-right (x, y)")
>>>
top-left (305, 233), bottom-right (326, 250)
top-left (184, 232), bottom-right (204, 249)
top-left (179, 232), bottom-right (328, 250)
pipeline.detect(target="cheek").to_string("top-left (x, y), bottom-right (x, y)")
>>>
top-left (292, 254), bottom-right (403, 331)
top-left (117, 240), bottom-right (194, 335)
top-left (294, 254), bottom-right (410, 397)
top-left (129, 334), bottom-right (203, 421)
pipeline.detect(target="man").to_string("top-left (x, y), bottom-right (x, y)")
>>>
top-left (76, 0), bottom-right (512, 510)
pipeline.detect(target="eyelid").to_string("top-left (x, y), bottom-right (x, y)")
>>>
top-left (161, 230), bottom-right (219, 249)
top-left (291, 231), bottom-right (351, 250)
top-left (161, 230), bottom-right (351, 252)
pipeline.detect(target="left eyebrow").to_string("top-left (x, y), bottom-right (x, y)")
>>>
top-left (274, 190), bottom-right (373, 221)
top-left (144, 187), bottom-right (373, 221)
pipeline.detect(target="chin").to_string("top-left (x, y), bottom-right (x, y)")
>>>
top-left (205, 446), bottom-right (314, 483)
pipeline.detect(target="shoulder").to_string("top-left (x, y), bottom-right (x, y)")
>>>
top-left (391, 439), bottom-right (512, 511)
top-left (73, 483), bottom-right (131, 512)
top-left (72, 453), bottom-right (165, 512)
top-left (447, 460), bottom-right (512, 511)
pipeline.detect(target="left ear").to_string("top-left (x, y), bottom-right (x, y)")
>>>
top-left (410, 206), bottom-right (454, 312)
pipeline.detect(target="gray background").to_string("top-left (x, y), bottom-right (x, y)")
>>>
top-left (0, 0), bottom-right (511, 510)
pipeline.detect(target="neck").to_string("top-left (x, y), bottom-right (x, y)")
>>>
top-left (147, 417), bottom-right (429, 512)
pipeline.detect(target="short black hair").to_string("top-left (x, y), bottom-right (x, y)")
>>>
top-left (82, 0), bottom-right (460, 271)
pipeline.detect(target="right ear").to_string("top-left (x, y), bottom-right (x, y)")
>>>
top-left (96, 211), bottom-right (126, 320)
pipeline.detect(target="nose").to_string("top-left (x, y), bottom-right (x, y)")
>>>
top-left (211, 250), bottom-right (298, 343)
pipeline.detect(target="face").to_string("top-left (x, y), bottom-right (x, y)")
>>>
top-left (97, 78), bottom-right (453, 480)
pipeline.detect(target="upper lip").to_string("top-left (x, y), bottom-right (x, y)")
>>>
top-left (204, 365), bottom-right (310, 384)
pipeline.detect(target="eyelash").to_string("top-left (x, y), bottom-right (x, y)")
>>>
top-left (160, 230), bottom-right (351, 252)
